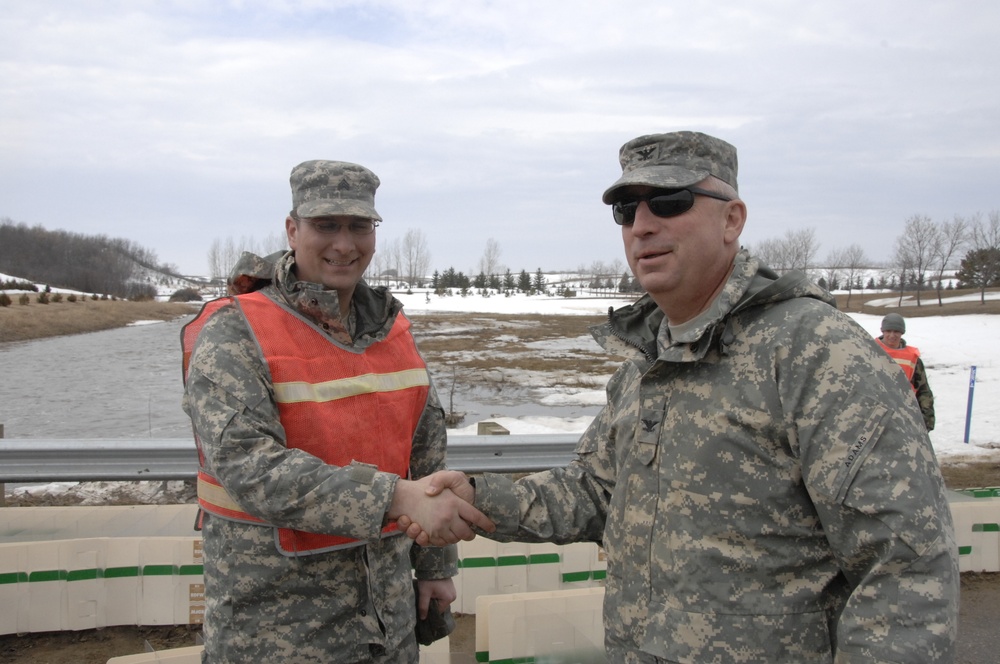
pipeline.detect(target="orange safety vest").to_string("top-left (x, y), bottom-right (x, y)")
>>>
top-left (876, 338), bottom-right (920, 392)
top-left (181, 291), bottom-right (431, 556)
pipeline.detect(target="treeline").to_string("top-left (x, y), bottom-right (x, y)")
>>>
top-left (430, 266), bottom-right (550, 294)
top-left (747, 210), bottom-right (1000, 307)
top-left (0, 218), bottom-right (168, 299)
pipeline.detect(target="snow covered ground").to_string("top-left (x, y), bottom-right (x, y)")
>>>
top-left (388, 289), bottom-right (1000, 468)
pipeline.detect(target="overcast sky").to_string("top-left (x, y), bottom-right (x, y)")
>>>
top-left (2, 1), bottom-right (998, 277)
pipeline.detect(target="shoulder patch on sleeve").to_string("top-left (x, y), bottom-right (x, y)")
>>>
top-left (818, 401), bottom-right (891, 503)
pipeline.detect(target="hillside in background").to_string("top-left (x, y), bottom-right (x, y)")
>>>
top-left (0, 218), bottom-right (211, 300)
top-left (4, 217), bottom-right (997, 311)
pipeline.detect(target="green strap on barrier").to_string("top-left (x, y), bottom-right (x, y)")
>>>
top-left (0, 565), bottom-right (203, 583)
top-left (972, 523), bottom-right (1000, 532)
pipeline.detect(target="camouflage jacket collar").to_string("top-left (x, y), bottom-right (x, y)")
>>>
top-left (592, 250), bottom-right (835, 365)
top-left (227, 250), bottom-right (400, 345)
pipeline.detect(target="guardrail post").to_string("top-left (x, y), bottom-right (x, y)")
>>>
top-left (477, 421), bottom-right (510, 436)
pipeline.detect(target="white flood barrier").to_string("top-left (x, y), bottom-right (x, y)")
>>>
top-left (948, 488), bottom-right (1000, 573)
top-left (1, 492), bottom-right (997, 661)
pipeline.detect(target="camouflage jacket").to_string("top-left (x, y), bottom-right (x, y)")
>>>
top-left (911, 353), bottom-right (936, 430)
top-left (183, 251), bottom-right (455, 663)
top-left (475, 251), bottom-right (958, 663)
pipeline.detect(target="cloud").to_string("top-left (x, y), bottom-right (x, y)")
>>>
top-left (2, 1), bottom-right (999, 274)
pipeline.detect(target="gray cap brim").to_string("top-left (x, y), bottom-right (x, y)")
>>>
top-left (296, 199), bottom-right (382, 221)
top-left (601, 165), bottom-right (709, 204)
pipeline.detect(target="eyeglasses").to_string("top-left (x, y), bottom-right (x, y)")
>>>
top-left (611, 187), bottom-right (733, 226)
top-left (296, 216), bottom-right (380, 235)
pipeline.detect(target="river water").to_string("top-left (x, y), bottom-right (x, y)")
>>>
top-left (1, 317), bottom-right (196, 439)
top-left (0, 316), bottom-right (600, 439)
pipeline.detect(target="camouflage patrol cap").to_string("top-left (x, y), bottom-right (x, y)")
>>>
top-left (881, 313), bottom-right (906, 333)
top-left (602, 131), bottom-right (739, 204)
top-left (289, 160), bottom-right (382, 221)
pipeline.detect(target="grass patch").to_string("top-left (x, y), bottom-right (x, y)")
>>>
top-left (412, 312), bottom-right (612, 378)
top-left (0, 299), bottom-right (197, 343)
top-left (835, 288), bottom-right (1000, 316)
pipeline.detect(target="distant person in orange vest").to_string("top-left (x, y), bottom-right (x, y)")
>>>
top-left (876, 313), bottom-right (935, 430)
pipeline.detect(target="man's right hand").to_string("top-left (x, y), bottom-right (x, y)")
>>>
top-left (388, 473), bottom-right (493, 546)
top-left (395, 470), bottom-right (486, 546)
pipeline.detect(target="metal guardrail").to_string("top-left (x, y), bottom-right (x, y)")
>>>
top-left (0, 434), bottom-right (581, 483)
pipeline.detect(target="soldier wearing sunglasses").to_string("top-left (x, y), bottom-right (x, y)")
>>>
top-left (183, 160), bottom-right (493, 663)
top-left (406, 132), bottom-right (958, 662)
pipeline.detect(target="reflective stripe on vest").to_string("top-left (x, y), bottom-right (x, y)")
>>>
top-left (876, 339), bottom-right (920, 392)
top-left (196, 470), bottom-right (267, 526)
top-left (184, 290), bottom-right (430, 556)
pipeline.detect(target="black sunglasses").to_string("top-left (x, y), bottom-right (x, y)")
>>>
top-left (611, 187), bottom-right (733, 226)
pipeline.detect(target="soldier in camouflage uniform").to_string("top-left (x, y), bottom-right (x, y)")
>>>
top-left (876, 313), bottom-right (936, 431)
top-left (183, 160), bottom-right (491, 663)
top-left (405, 132), bottom-right (959, 662)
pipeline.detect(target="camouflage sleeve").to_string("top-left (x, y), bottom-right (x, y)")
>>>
top-left (786, 313), bottom-right (958, 661)
top-left (474, 370), bottom-right (623, 544)
top-left (408, 379), bottom-right (459, 578)
top-left (911, 357), bottom-right (936, 431)
top-left (182, 305), bottom-right (399, 542)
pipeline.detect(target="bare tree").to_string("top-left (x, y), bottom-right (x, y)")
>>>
top-left (823, 247), bottom-right (847, 292)
top-left (206, 233), bottom-right (288, 283)
top-left (967, 210), bottom-right (1000, 303)
top-left (207, 238), bottom-right (225, 282)
top-left (785, 228), bottom-right (819, 273)
top-left (608, 258), bottom-right (626, 281)
top-left (891, 240), bottom-right (914, 307)
top-left (478, 238), bottom-right (503, 280)
top-left (379, 236), bottom-right (403, 286)
top-left (578, 260), bottom-right (608, 293)
top-left (931, 214), bottom-right (969, 306)
top-left (368, 248), bottom-right (388, 286)
top-left (748, 238), bottom-right (787, 273)
top-left (893, 214), bottom-right (939, 306)
top-left (746, 229), bottom-right (818, 275)
top-left (261, 231), bottom-right (288, 256)
top-left (368, 236), bottom-right (401, 287)
top-left (400, 229), bottom-right (431, 288)
top-left (841, 244), bottom-right (868, 308)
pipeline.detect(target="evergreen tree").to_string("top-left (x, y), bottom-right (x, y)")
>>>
top-left (956, 247), bottom-right (1000, 289)
top-left (503, 269), bottom-right (515, 292)
top-left (517, 269), bottom-right (531, 293)
top-left (532, 268), bottom-right (546, 293)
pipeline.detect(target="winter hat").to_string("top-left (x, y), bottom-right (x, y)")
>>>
top-left (881, 313), bottom-right (906, 333)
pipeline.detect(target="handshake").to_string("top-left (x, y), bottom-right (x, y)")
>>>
top-left (388, 470), bottom-right (495, 546)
